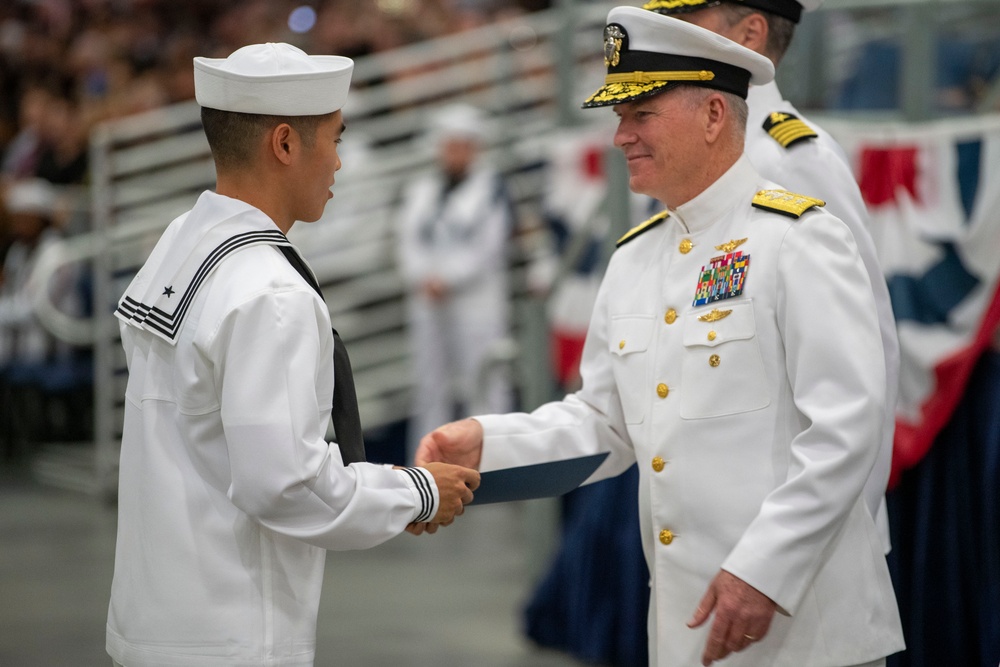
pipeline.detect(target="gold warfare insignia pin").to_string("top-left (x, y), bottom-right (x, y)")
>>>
top-left (698, 309), bottom-right (733, 322)
top-left (715, 238), bottom-right (748, 253)
top-left (604, 24), bottom-right (625, 68)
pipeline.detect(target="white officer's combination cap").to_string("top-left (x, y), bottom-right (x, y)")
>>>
top-left (583, 6), bottom-right (774, 108)
top-left (643, 0), bottom-right (823, 24)
top-left (194, 43), bottom-right (353, 116)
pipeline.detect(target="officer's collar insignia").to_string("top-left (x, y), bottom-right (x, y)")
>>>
top-left (693, 250), bottom-right (750, 306)
top-left (752, 189), bottom-right (825, 218)
top-left (698, 308), bottom-right (732, 322)
top-left (616, 209), bottom-right (669, 247)
top-left (762, 111), bottom-right (818, 149)
top-left (604, 24), bottom-right (626, 68)
top-left (714, 238), bottom-right (747, 253)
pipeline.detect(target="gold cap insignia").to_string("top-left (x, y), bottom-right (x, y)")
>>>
top-left (698, 308), bottom-right (732, 322)
top-left (604, 24), bottom-right (625, 68)
top-left (714, 238), bottom-right (748, 253)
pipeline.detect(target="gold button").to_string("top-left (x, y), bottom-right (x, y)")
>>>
top-left (659, 529), bottom-right (674, 545)
top-left (656, 383), bottom-right (669, 398)
top-left (709, 354), bottom-right (721, 367)
top-left (679, 238), bottom-right (693, 254)
top-left (707, 330), bottom-right (717, 341)
top-left (664, 308), bottom-right (677, 325)
top-left (619, 340), bottom-right (625, 350)
top-left (651, 456), bottom-right (665, 472)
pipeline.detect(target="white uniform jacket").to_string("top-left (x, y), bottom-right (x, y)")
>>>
top-left (396, 163), bottom-right (512, 447)
top-left (747, 82), bottom-right (899, 551)
top-left (477, 156), bottom-right (904, 666)
top-left (107, 191), bottom-right (438, 667)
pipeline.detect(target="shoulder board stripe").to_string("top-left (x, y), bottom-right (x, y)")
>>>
top-left (762, 111), bottom-right (818, 149)
top-left (616, 210), bottom-right (669, 247)
top-left (752, 189), bottom-right (825, 218)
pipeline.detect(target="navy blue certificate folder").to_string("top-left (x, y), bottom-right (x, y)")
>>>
top-left (468, 453), bottom-right (610, 506)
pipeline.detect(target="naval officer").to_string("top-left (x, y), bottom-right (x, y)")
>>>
top-left (106, 43), bottom-right (479, 667)
top-left (643, 0), bottom-right (899, 552)
top-left (416, 8), bottom-right (904, 666)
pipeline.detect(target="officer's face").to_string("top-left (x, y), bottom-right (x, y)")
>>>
top-left (612, 90), bottom-right (705, 207)
top-left (296, 110), bottom-right (344, 223)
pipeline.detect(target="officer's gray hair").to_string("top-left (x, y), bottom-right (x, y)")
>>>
top-left (677, 86), bottom-right (749, 141)
top-left (718, 4), bottom-right (795, 63)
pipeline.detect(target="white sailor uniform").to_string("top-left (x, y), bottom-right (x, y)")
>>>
top-left (107, 191), bottom-right (437, 666)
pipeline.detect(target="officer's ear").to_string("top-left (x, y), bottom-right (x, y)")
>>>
top-left (702, 92), bottom-right (728, 145)
top-left (733, 11), bottom-right (769, 54)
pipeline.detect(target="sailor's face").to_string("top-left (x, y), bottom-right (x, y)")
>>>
top-left (298, 110), bottom-right (344, 223)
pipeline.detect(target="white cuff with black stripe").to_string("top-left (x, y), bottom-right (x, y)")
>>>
top-left (398, 466), bottom-right (438, 523)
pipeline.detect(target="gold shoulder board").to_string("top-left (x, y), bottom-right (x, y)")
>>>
top-left (762, 111), bottom-right (818, 149)
top-left (616, 210), bottom-right (669, 247)
top-left (752, 190), bottom-right (826, 218)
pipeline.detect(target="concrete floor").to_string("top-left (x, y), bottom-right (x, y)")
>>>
top-left (0, 463), bottom-right (587, 667)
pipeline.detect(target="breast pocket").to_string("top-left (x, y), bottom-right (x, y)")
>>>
top-left (608, 315), bottom-right (654, 425)
top-left (680, 300), bottom-right (770, 420)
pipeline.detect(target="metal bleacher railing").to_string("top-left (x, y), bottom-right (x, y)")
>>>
top-left (26, 0), bottom-right (1000, 499)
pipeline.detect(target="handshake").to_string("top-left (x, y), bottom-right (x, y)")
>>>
top-left (404, 419), bottom-right (485, 536)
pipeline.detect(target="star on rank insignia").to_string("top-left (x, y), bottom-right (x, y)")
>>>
top-left (762, 111), bottom-right (818, 148)
top-left (162, 285), bottom-right (175, 297)
top-left (693, 251), bottom-right (750, 306)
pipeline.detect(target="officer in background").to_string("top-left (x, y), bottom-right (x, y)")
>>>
top-left (643, 0), bottom-right (899, 552)
top-left (416, 8), bottom-right (904, 666)
top-left (107, 43), bottom-right (479, 667)
top-left (396, 103), bottom-right (514, 461)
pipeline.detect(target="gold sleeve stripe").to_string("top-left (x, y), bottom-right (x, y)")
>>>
top-left (617, 210), bottom-right (670, 247)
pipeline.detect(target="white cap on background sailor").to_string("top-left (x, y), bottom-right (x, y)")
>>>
top-left (582, 6), bottom-right (774, 108)
top-left (193, 42), bottom-right (353, 116)
top-left (642, 0), bottom-right (823, 23)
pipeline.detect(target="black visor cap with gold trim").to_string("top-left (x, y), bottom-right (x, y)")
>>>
top-left (583, 30), bottom-right (753, 108)
top-left (643, 0), bottom-right (804, 23)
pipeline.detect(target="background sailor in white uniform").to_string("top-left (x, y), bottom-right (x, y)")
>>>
top-left (396, 103), bottom-right (514, 461)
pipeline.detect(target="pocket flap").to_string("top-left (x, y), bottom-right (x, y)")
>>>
top-left (683, 300), bottom-right (756, 348)
top-left (609, 315), bottom-right (655, 356)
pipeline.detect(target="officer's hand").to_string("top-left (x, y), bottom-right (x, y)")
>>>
top-left (687, 569), bottom-right (776, 666)
top-left (415, 419), bottom-right (484, 469)
top-left (423, 461), bottom-right (480, 525)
